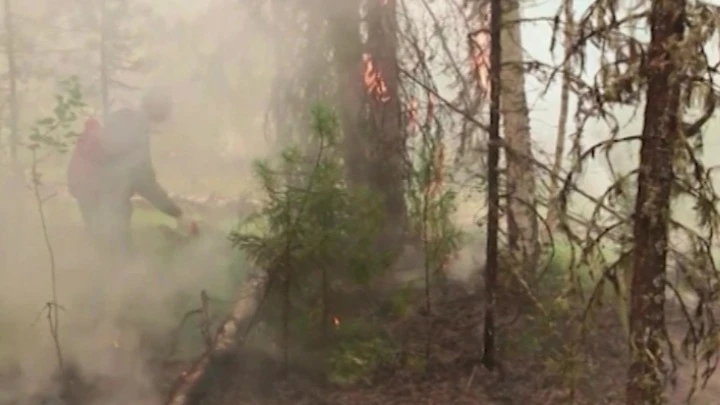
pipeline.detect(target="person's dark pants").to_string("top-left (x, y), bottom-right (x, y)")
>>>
top-left (75, 197), bottom-right (135, 326)
top-left (76, 197), bottom-right (134, 261)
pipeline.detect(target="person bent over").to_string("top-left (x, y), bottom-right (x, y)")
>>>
top-left (67, 87), bottom-right (195, 261)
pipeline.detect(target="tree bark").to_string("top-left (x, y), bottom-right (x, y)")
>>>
top-left (365, 0), bottom-right (407, 241)
top-left (499, 0), bottom-right (539, 274)
top-left (626, 1), bottom-right (684, 404)
top-left (330, 0), bottom-right (367, 186)
top-left (545, 0), bottom-right (573, 231)
top-left (482, 0), bottom-right (501, 371)
top-left (99, 0), bottom-right (110, 122)
top-left (3, 0), bottom-right (18, 168)
top-left (2, 0), bottom-right (23, 272)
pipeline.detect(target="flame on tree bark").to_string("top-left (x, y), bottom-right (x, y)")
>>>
top-left (626, 1), bottom-right (684, 403)
top-left (330, 0), bottom-right (367, 185)
top-left (364, 0), bottom-right (407, 238)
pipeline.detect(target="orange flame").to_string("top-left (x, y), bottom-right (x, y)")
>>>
top-left (332, 316), bottom-right (341, 327)
top-left (363, 53), bottom-right (391, 102)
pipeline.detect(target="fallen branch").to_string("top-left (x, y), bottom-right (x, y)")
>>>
top-left (164, 271), bottom-right (269, 405)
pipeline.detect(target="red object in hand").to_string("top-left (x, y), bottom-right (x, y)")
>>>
top-left (189, 221), bottom-right (199, 236)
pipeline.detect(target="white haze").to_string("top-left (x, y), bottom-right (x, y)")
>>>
top-left (1, 0), bottom-right (720, 403)
top-left (0, 0), bottom-right (272, 403)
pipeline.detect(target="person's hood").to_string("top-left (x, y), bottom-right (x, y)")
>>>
top-left (100, 108), bottom-right (151, 156)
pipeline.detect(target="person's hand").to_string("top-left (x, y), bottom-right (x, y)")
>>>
top-left (176, 216), bottom-right (198, 236)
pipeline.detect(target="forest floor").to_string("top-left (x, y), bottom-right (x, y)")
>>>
top-left (155, 288), bottom-right (719, 405)
top-left (1, 169), bottom-right (719, 405)
top-left (2, 282), bottom-right (715, 405)
top-left (163, 286), bottom-right (627, 405)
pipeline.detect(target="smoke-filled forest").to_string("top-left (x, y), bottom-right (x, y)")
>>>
top-left (0, 0), bottom-right (719, 404)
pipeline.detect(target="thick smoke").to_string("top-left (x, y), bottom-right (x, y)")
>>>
top-left (0, 0), bottom-right (273, 403)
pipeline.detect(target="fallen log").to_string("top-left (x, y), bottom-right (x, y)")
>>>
top-left (164, 271), bottom-right (269, 405)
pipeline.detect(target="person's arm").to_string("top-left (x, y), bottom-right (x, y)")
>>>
top-left (134, 148), bottom-right (183, 218)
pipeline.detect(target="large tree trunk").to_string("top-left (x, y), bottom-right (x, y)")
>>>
top-left (500, 0), bottom-right (539, 274)
top-left (625, 1), bottom-right (683, 404)
top-left (365, 0), bottom-right (407, 242)
top-left (330, 0), bottom-right (367, 185)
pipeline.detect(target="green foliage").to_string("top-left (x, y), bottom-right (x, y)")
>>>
top-left (406, 129), bottom-right (463, 287)
top-left (27, 76), bottom-right (85, 154)
top-left (327, 318), bottom-right (397, 386)
top-left (377, 285), bottom-right (417, 318)
top-left (230, 104), bottom-right (387, 353)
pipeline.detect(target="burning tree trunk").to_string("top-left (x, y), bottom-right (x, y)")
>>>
top-left (330, 0), bottom-right (367, 185)
top-left (364, 0), bottom-right (407, 240)
top-left (626, 1), bottom-right (684, 403)
top-left (499, 0), bottom-right (539, 274)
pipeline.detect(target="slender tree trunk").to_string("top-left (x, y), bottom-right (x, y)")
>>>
top-left (2, 0), bottom-right (22, 271)
top-left (481, 0), bottom-right (501, 371)
top-left (626, 1), bottom-right (684, 403)
top-left (366, 0), bottom-right (407, 242)
top-left (100, 0), bottom-right (110, 121)
top-left (4, 0), bottom-right (18, 170)
top-left (500, 0), bottom-right (539, 275)
top-left (545, 0), bottom-right (573, 230)
top-left (4, 0), bottom-right (25, 227)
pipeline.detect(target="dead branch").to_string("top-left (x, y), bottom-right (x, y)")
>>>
top-left (164, 271), bottom-right (269, 405)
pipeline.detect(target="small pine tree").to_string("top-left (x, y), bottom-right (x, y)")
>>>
top-left (231, 104), bottom-right (387, 359)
